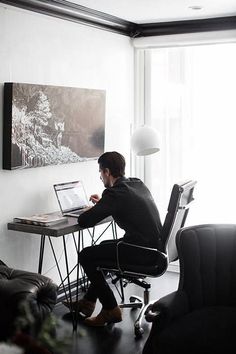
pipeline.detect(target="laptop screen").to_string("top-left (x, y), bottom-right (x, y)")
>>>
top-left (54, 181), bottom-right (89, 213)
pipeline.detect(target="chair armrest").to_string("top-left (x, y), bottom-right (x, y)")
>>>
top-left (145, 290), bottom-right (189, 326)
top-left (142, 291), bottom-right (189, 354)
top-left (0, 266), bottom-right (58, 339)
top-left (116, 241), bottom-right (167, 273)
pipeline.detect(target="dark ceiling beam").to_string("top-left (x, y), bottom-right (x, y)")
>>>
top-left (136, 16), bottom-right (236, 37)
top-left (0, 0), bottom-right (137, 36)
top-left (0, 0), bottom-right (236, 38)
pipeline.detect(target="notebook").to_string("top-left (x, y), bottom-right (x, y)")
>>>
top-left (54, 180), bottom-right (90, 217)
top-left (13, 211), bottom-right (67, 227)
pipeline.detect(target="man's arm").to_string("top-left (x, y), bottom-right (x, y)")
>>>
top-left (78, 189), bottom-right (115, 228)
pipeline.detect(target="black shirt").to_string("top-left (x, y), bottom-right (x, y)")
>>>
top-left (78, 177), bottom-right (162, 249)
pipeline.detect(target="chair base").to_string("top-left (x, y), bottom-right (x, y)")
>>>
top-left (119, 292), bottom-right (150, 338)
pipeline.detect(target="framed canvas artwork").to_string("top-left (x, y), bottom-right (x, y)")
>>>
top-left (3, 82), bottom-right (105, 170)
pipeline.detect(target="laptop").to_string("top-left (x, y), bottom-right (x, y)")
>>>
top-left (54, 180), bottom-right (90, 217)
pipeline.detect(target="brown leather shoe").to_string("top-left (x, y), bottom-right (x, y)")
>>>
top-left (84, 306), bottom-right (122, 327)
top-left (62, 298), bottom-right (96, 317)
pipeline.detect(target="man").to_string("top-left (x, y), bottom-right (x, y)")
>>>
top-left (66, 151), bottom-right (162, 326)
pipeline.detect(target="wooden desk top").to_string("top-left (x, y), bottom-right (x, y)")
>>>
top-left (7, 216), bottom-right (113, 237)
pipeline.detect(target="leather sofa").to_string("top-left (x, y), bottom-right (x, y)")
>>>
top-left (0, 260), bottom-right (58, 340)
top-left (143, 224), bottom-right (236, 354)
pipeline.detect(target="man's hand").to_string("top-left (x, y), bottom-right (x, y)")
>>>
top-left (89, 194), bottom-right (101, 204)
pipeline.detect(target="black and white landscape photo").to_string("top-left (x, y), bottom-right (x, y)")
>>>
top-left (3, 82), bottom-right (105, 170)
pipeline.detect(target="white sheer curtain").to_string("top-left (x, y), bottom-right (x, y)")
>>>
top-left (144, 43), bottom-right (236, 225)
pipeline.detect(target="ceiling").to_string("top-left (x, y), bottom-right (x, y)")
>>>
top-left (68, 0), bottom-right (236, 24)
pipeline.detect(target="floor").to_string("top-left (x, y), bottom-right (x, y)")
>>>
top-left (53, 271), bottom-right (179, 354)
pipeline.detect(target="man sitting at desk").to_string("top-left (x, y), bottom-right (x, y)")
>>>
top-left (65, 151), bottom-right (162, 326)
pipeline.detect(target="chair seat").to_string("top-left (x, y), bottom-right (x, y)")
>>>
top-left (103, 263), bottom-right (166, 277)
top-left (122, 263), bottom-right (165, 276)
top-left (157, 306), bottom-right (236, 354)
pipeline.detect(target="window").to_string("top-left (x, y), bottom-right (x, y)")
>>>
top-left (141, 42), bottom-right (236, 225)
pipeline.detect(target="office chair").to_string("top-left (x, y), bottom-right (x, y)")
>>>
top-left (100, 180), bottom-right (197, 337)
top-left (143, 224), bottom-right (236, 354)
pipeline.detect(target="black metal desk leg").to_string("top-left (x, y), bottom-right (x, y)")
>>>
top-left (38, 235), bottom-right (46, 274)
top-left (76, 230), bottom-right (81, 303)
top-left (74, 230), bottom-right (81, 328)
top-left (62, 235), bottom-right (77, 331)
top-left (48, 236), bottom-right (70, 305)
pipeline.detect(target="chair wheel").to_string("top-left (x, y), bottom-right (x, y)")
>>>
top-left (135, 326), bottom-right (144, 338)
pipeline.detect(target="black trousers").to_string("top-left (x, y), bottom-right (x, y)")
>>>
top-left (79, 238), bottom-right (160, 310)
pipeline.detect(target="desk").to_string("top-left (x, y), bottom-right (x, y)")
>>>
top-left (8, 216), bottom-right (116, 271)
top-left (8, 216), bottom-right (117, 329)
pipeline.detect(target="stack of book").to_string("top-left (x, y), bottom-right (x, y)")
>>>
top-left (13, 211), bottom-right (67, 227)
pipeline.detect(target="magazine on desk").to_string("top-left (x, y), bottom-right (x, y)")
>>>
top-left (13, 211), bottom-right (68, 227)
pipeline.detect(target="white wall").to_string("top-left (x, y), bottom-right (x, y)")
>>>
top-left (0, 4), bottom-right (134, 283)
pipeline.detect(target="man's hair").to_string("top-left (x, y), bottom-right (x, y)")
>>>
top-left (98, 151), bottom-right (125, 177)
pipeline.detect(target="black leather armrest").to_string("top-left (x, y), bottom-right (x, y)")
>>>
top-left (0, 266), bottom-right (58, 339)
top-left (145, 290), bottom-right (189, 326)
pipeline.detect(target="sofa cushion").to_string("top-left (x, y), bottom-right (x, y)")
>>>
top-left (157, 306), bottom-right (236, 354)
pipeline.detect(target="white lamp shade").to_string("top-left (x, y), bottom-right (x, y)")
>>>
top-left (131, 125), bottom-right (160, 156)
